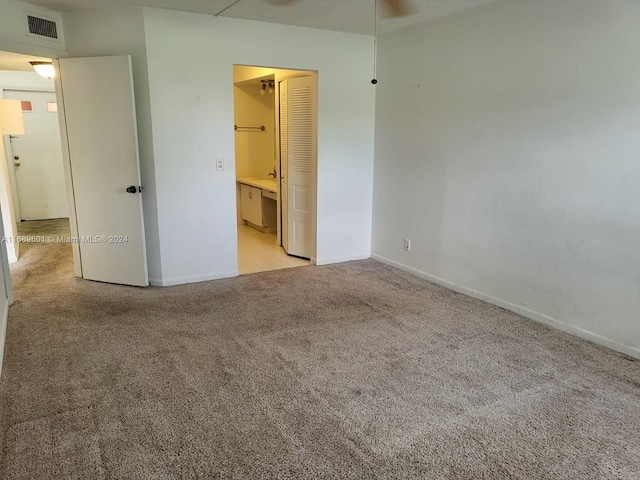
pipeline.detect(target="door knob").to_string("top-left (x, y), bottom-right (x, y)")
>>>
top-left (126, 186), bottom-right (137, 194)
top-left (14, 162), bottom-right (20, 167)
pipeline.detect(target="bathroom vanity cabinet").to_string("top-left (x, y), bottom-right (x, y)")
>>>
top-left (240, 184), bottom-right (264, 227)
top-left (237, 177), bottom-right (278, 232)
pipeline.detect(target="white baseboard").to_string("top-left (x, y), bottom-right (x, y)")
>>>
top-left (316, 253), bottom-right (370, 266)
top-left (149, 269), bottom-right (239, 287)
top-left (0, 300), bottom-right (8, 380)
top-left (371, 254), bottom-right (640, 360)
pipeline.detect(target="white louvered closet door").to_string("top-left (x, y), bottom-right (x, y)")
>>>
top-left (280, 80), bottom-right (289, 253)
top-left (279, 76), bottom-right (316, 259)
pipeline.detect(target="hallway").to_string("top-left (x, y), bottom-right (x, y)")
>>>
top-left (10, 219), bottom-right (74, 296)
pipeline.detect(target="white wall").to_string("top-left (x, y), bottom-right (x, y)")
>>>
top-left (233, 83), bottom-right (276, 179)
top-left (143, 8), bottom-right (375, 285)
top-left (62, 7), bottom-right (162, 282)
top-left (0, 70), bottom-right (53, 91)
top-left (0, 0), bottom-right (65, 58)
top-left (372, 0), bottom-right (640, 357)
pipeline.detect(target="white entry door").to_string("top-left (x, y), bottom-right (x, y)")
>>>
top-left (57, 56), bottom-right (148, 287)
top-left (5, 90), bottom-right (67, 221)
top-left (279, 76), bottom-right (316, 259)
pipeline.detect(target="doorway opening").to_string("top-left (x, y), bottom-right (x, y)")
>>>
top-left (0, 50), bottom-right (72, 289)
top-left (233, 65), bottom-right (317, 275)
top-left (2, 52), bottom-right (149, 290)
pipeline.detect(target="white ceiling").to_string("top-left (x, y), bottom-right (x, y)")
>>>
top-left (0, 51), bottom-right (51, 72)
top-left (24, 0), bottom-right (498, 35)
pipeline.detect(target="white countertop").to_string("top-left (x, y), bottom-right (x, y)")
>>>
top-left (237, 177), bottom-right (278, 193)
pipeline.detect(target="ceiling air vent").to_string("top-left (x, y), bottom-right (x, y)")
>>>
top-left (26, 15), bottom-right (59, 39)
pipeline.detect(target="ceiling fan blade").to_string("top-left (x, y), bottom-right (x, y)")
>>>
top-left (382, 0), bottom-right (417, 17)
top-left (264, 0), bottom-right (297, 5)
top-left (261, 0), bottom-right (417, 18)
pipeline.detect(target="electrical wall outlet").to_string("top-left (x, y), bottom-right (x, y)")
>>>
top-left (216, 157), bottom-right (224, 171)
top-left (345, 233), bottom-right (351, 243)
top-left (404, 238), bottom-right (411, 252)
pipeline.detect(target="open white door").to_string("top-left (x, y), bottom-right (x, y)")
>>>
top-left (56, 56), bottom-right (148, 287)
top-left (279, 76), bottom-right (316, 259)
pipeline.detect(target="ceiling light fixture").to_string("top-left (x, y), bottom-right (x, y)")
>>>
top-left (30, 61), bottom-right (55, 80)
top-left (260, 80), bottom-right (275, 95)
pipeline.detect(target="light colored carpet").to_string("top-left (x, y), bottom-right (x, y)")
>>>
top-left (0, 220), bottom-right (639, 479)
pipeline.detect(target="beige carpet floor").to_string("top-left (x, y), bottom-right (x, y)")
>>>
top-left (0, 220), bottom-right (639, 479)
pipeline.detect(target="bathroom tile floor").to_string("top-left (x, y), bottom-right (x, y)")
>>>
top-left (237, 224), bottom-right (310, 275)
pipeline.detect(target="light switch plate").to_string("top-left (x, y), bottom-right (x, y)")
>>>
top-left (216, 157), bottom-right (224, 171)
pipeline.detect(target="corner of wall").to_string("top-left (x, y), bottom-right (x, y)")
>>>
top-left (149, 269), bottom-right (239, 287)
top-left (371, 254), bottom-right (640, 360)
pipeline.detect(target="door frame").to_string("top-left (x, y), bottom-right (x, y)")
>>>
top-left (3, 87), bottom-right (59, 225)
top-left (52, 58), bottom-right (82, 277)
top-left (0, 66), bottom-right (82, 277)
top-left (232, 65), bottom-right (318, 265)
